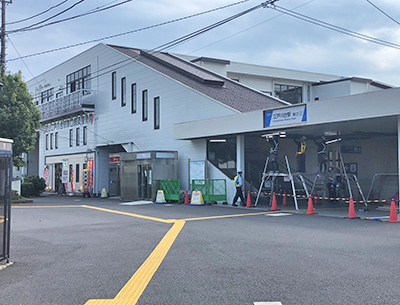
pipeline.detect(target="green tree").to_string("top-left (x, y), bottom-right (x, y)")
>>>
top-left (0, 71), bottom-right (41, 167)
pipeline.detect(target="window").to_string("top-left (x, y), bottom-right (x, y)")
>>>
top-left (154, 96), bottom-right (160, 130)
top-left (274, 84), bottom-right (302, 104)
top-left (66, 66), bottom-right (91, 94)
top-left (112, 72), bottom-right (117, 100)
top-left (46, 134), bottom-right (49, 150)
top-left (50, 133), bottom-right (53, 149)
top-left (207, 137), bottom-right (237, 171)
top-left (142, 90), bottom-right (148, 121)
top-left (121, 77), bottom-right (126, 107)
top-left (76, 164), bottom-right (80, 183)
top-left (131, 83), bottom-right (137, 113)
top-left (76, 127), bottom-right (80, 146)
top-left (83, 126), bottom-right (87, 145)
top-left (55, 132), bottom-right (58, 149)
top-left (69, 129), bottom-right (73, 147)
top-left (41, 88), bottom-right (54, 104)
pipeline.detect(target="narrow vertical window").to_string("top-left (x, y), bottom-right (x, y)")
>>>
top-left (50, 133), bottom-right (53, 149)
top-left (112, 71), bottom-right (117, 100)
top-left (154, 96), bottom-right (160, 130)
top-left (55, 132), bottom-right (58, 149)
top-left (131, 83), bottom-right (137, 114)
top-left (46, 134), bottom-right (49, 150)
top-left (142, 89), bottom-right (148, 121)
top-left (76, 127), bottom-right (80, 146)
top-left (83, 126), bottom-right (87, 145)
top-left (76, 164), bottom-right (80, 183)
top-left (69, 129), bottom-right (73, 147)
top-left (121, 77), bottom-right (126, 107)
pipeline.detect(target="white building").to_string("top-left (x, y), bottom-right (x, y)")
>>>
top-left (27, 43), bottom-right (398, 204)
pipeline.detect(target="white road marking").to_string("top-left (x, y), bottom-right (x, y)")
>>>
top-left (120, 201), bottom-right (153, 206)
top-left (254, 302), bottom-right (283, 305)
top-left (265, 213), bottom-right (292, 217)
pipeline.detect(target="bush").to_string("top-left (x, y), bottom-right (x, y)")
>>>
top-left (21, 176), bottom-right (46, 197)
top-left (11, 190), bottom-right (21, 200)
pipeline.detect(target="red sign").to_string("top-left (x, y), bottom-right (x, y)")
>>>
top-left (109, 156), bottom-right (120, 163)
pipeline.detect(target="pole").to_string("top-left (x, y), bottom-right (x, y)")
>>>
top-left (1, 0), bottom-right (6, 76)
top-left (285, 156), bottom-right (299, 210)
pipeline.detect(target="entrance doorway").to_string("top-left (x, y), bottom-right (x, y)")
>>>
top-left (137, 164), bottom-right (152, 200)
top-left (109, 163), bottom-right (121, 196)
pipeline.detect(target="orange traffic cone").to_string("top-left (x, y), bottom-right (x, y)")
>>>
top-left (306, 194), bottom-right (316, 215)
top-left (246, 191), bottom-right (252, 208)
top-left (388, 198), bottom-right (399, 223)
top-left (269, 192), bottom-right (279, 211)
top-left (184, 190), bottom-right (189, 205)
top-left (282, 191), bottom-right (287, 206)
top-left (346, 197), bottom-right (357, 219)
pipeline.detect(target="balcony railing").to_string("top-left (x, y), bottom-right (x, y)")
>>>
top-left (38, 89), bottom-right (95, 122)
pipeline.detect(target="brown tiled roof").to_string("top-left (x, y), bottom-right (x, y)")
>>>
top-left (107, 44), bottom-right (288, 113)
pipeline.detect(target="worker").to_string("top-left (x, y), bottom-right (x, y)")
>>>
top-left (232, 170), bottom-right (245, 206)
top-left (294, 136), bottom-right (307, 172)
top-left (314, 136), bottom-right (328, 172)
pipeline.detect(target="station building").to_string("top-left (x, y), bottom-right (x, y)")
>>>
top-left (27, 43), bottom-right (399, 205)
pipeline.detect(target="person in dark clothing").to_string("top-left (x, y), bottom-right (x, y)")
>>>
top-left (294, 136), bottom-right (307, 172)
top-left (314, 136), bottom-right (328, 172)
top-left (232, 170), bottom-right (245, 206)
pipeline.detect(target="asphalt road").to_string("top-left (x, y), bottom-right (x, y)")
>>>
top-left (1, 195), bottom-right (399, 305)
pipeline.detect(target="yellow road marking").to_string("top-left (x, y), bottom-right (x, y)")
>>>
top-left (81, 205), bottom-right (174, 224)
top-left (85, 220), bottom-right (185, 305)
top-left (12, 205), bottom-right (82, 208)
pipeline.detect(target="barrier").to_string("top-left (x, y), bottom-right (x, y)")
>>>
top-left (189, 191), bottom-right (205, 206)
top-left (305, 195), bottom-right (316, 215)
top-left (246, 191), bottom-right (252, 208)
top-left (160, 179), bottom-right (180, 201)
top-left (192, 179), bottom-right (227, 203)
top-left (154, 190), bottom-right (167, 204)
top-left (101, 188), bottom-right (108, 198)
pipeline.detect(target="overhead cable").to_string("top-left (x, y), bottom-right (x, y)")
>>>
top-left (6, 0), bottom-right (70, 25)
top-left (366, 0), bottom-right (400, 27)
top-left (7, 0), bottom-right (251, 62)
top-left (8, 0), bottom-right (86, 33)
top-left (7, 0), bottom-right (133, 34)
top-left (267, 4), bottom-right (400, 50)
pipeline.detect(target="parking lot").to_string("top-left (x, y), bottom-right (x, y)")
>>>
top-left (1, 195), bottom-right (399, 305)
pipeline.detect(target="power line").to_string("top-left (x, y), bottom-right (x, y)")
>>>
top-left (8, 0), bottom-right (86, 33)
top-left (6, 0), bottom-right (70, 25)
top-left (7, 0), bottom-right (251, 62)
top-left (267, 4), bottom-right (400, 51)
top-left (366, 0), bottom-right (400, 27)
top-left (7, 0), bottom-right (133, 35)
top-left (153, 1), bottom-right (272, 52)
top-left (187, 0), bottom-right (315, 54)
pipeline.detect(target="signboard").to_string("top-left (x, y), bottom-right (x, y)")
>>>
top-left (109, 156), bottom-right (120, 163)
top-left (62, 161), bottom-right (69, 183)
top-left (345, 163), bottom-right (358, 176)
top-left (189, 160), bottom-right (206, 181)
top-left (264, 105), bottom-right (307, 127)
top-left (341, 146), bottom-right (362, 154)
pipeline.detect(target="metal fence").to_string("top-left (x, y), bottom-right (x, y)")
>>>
top-left (0, 151), bottom-right (12, 262)
top-left (192, 179), bottom-right (227, 202)
top-left (160, 179), bottom-right (180, 201)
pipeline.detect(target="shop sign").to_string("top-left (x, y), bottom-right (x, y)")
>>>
top-left (341, 146), bottom-right (361, 154)
top-left (264, 105), bottom-right (307, 127)
top-left (109, 156), bottom-right (120, 163)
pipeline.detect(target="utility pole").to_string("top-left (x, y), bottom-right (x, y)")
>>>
top-left (1, 0), bottom-right (12, 76)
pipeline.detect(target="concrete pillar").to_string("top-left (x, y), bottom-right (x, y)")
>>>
top-left (398, 116), bottom-right (400, 214)
top-left (236, 135), bottom-right (245, 177)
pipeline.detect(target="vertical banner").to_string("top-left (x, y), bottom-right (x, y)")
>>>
top-left (87, 160), bottom-right (94, 193)
top-left (62, 161), bottom-right (69, 183)
top-left (70, 168), bottom-right (74, 193)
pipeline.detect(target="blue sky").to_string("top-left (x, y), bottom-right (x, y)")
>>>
top-left (5, 0), bottom-right (400, 86)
